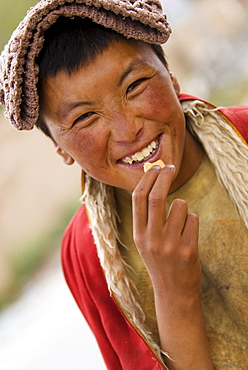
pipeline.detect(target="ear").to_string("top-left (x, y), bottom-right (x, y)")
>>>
top-left (169, 71), bottom-right (180, 96)
top-left (53, 143), bottom-right (75, 165)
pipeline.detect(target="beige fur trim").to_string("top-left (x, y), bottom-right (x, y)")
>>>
top-left (182, 100), bottom-right (248, 229)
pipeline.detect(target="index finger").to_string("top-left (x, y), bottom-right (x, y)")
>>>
top-left (132, 164), bottom-right (175, 233)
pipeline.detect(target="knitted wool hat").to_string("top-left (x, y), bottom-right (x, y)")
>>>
top-left (0, 0), bottom-right (171, 131)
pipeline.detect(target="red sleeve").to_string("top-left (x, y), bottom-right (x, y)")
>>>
top-left (61, 206), bottom-right (122, 369)
top-left (61, 205), bottom-right (165, 370)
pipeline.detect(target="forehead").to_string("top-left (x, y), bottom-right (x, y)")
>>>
top-left (44, 37), bottom-right (158, 84)
top-left (40, 39), bottom-right (163, 114)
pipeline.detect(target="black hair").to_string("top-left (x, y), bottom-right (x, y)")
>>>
top-left (36, 17), bottom-right (168, 139)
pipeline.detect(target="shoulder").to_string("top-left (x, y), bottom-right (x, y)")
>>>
top-left (61, 204), bottom-right (98, 273)
top-left (63, 204), bottom-right (91, 242)
top-left (62, 205), bottom-right (92, 251)
top-left (218, 105), bottom-right (248, 143)
top-left (179, 94), bottom-right (248, 144)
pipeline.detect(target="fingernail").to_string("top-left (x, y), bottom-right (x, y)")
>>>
top-left (150, 165), bottom-right (162, 170)
top-left (165, 164), bottom-right (176, 172)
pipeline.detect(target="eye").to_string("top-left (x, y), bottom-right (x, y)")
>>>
top-left (127, 78), bottom-right (147, 93)
top-left (73, 111), bottom-right (94, 126)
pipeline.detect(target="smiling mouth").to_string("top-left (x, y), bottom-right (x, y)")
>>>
top-left (120, 137), bottom-right (159, 165)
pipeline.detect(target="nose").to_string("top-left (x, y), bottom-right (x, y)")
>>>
top-left (110, 108), bottom-right (143, 143)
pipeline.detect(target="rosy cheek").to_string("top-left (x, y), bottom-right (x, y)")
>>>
top-left (80, 136), bottom-right (94, 152)
top-left (142, 84), bottom-right (172, 118)
top-left (74, 133), bottom-right (105, 163)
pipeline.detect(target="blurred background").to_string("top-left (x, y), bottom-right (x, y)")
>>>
top-left (0, 0), bottom-right (247, 369)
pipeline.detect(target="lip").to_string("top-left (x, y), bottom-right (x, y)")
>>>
top-left (118, 134), bottom-right (162, 168)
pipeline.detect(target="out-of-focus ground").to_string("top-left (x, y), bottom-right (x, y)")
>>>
top-left (0, 0), bottom-right (247, 369)
top-left (0, 251), bottom-right (106, 370)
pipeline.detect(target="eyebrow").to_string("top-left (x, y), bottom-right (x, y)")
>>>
top-left (57, 59), bottom-right (147, 120)
top-left (117, 59), bottom-right (147, 87)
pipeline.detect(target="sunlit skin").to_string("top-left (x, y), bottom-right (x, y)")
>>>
top-left (40, 38), bottom-right (213, 369)
top-left (40, 38), bottom-right (204, 193)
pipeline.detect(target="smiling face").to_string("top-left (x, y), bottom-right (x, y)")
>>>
top-left (40, 38), bottom-right (201, 192)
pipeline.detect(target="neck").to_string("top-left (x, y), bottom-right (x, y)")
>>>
top-left (170, 129), bottom-right (205, 194)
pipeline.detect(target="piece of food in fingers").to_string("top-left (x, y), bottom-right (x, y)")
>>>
top-left (143, 159), bottom-right (166, 173)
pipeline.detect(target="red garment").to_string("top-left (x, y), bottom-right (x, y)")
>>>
top-left (61, 95), bottom-right (248, 370)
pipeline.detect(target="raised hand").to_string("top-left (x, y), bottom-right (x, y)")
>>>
top-left (132, 165), bottom-right (213, 370)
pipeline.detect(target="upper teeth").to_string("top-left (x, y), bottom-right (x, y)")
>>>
top-left (122, 139), bottom-right (158, 164)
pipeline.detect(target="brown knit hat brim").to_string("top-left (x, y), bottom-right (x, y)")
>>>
top-left (0, 0), bottom-right (171, 131)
